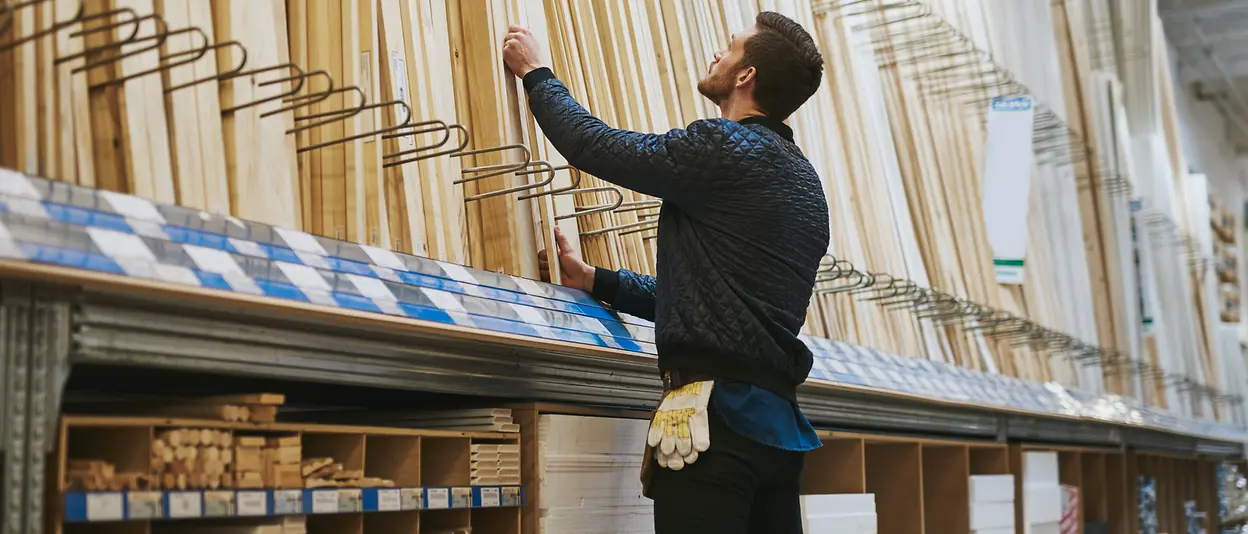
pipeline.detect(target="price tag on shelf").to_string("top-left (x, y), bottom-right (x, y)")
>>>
top-left (480, 487), bottom-right (500, 508)
top-left (339, 489), bottom-right (362, 513)
top-left (311, 490), bottom-right (339, 514)
top-left (401, 488), bottom-right (423, 510)
top-left (236, 491), bottom-right (267, 516)
top-left (501, 487), bottom-right (522, 508)
top-left (451, 488), bottom-right (472, 508)
top-left (427, 488), bottom-right (450, 510)
top-left (168, 491), bottom-right (203, 519)
top-left (86, 493), bottom-right (124, 521)
top-left (126, 492), bottom-right (162, 519)
top-left (377, 489), bottom-right (402, 512)
top-left (274, 490), bottom-right (302, 515)
top-left (203, 491), bottom-right (234, 517)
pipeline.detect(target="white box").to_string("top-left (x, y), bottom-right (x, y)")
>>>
top-left (1025, 484), bottom-right (1063, 524)
top-left (970, 502), bottom-right (1015, 530)
top-left (1030, 522), bottom-right (1061, 534)
top-left (801, 494), bottom-right (876, 516)
top-left (974, 528), bottom-right (1015, 534)
top-left (970, 474), bottom-right (1016, 503)
top-left (1023, 451), bottom-right (1059, 483)
top-left (806, 513), bottom-right (876, 534)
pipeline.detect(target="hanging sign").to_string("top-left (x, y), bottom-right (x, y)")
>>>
top-left (981, 96), bottom-right (1037, 284)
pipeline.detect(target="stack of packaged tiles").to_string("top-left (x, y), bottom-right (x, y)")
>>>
top-left (800, 494), bottom-right (877, 534)
top-left (470, 443), bottom-right (521, 486)
top-left (1024, 451), bottom-right (1064, 534)
top-left (537, 415), bottom-right (652, 533)
top-left (1060, 485), bottom-right (1081, 534)
top-left (970, 474), bottom-right (1015, 534)
top-left (1139, 475), bottom-right (1159, 534)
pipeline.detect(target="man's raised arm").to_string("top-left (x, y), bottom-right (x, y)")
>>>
top-left (503, 26), bottom-right (720, 205)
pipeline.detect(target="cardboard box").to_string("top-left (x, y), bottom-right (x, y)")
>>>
top-left (1023, 452), bottom-right (1059, 483)
top-left (970, 474), bottom-right (1015, 503)
top-left (1025, 484), bottom-right (1063, 524)
top-left (1030, 523), bottom-right (1061, 534)
top-left (970, 502), bottom-right (1015, 530)
top-left (801, 493), bottom-right (877, 516)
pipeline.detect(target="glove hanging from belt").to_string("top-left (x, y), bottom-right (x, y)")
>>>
top-left (647, 371), bottom-right (714, 471)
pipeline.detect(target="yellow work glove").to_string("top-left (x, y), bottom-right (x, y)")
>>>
top-left (647, 381), bottom-right (714, 471)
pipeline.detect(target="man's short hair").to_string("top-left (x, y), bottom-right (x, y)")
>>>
top-left (743, 11), bottom-right (824, 121)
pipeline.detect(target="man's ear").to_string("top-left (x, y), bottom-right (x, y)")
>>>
top-left (736, 65), bottom-right (756, 88)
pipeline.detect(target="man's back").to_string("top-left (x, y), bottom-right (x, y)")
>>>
top-left (643, 117), bottom-right (830, 402)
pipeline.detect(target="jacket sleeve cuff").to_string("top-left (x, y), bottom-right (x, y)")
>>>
top-left (522, 67), bottom-right (557, 93)
top-left (591, 267), bottom-right (619, 304)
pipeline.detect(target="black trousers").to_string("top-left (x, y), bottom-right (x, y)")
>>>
top-left (649, 407), bottom-right (806, 534)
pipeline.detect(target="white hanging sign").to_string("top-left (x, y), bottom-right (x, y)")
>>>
top-left (981, 96), bottom-right (1037, 284)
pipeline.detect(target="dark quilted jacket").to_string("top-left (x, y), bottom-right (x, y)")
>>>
top-left (523, 68), bottom-right (830, 403)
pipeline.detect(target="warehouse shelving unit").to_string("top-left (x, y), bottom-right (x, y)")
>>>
top-left (0, 168), bottom-right (1244, 534)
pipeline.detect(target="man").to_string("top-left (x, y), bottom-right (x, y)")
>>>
top-left (503, 11), bottom-right (829, 534)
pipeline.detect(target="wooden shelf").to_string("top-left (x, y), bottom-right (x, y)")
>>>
top-left (52, 416), bottom-right (521, 534)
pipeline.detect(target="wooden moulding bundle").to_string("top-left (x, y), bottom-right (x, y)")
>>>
top-left (212, 0), bottom-right (302, 229)
top-left (376, 0), bottom-right (468, 260)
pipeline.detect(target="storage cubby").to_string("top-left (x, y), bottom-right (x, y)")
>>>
top-left (921, 445), bottom-right (969, 534)
top-left (969, 446), bottom-right (1009, 475)
top-left (800, 437), bottom-right (866, 494)
top-left (419, 509), bottom-right (470, 534)
top-left (1104, 453), bottom-right (1128, 534)
top-left (64, 425), bottom-right (152, 487)
top-left (310, 513), bottom-right (364, 534)
top-left (366, 436), bottom-right (421, 486)
top-left (421, 438), bottom-right (470, 487)
top-left (304, 432), bottom-right (366, 472)
top-left (364, 511), bottom-right (419, 534)
top-left (865, 441), bottom-right (923, 534)
top-left (1081, 453), bottom-right (1108, 526)
top-left (472, 507), bottom-right (521, 534)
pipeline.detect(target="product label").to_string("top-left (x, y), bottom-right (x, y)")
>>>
top-left (236, 491), bottom-right (267, 516)
top-left (377, 489), bottom-right (402, 511)
top-left (274, 490), bottom-right (302, 515)
top-left (339, 488), bottom-right (362, 513)
top-left (427, 488), bottom-right (450, 509)
top-left (203, 491), bottom-right (234, 517)
top-left (311, 490), bottom-right (339, 514)
top-left (167, 491), bottom-right (202, 519)
top-left (126, 492), bottom-right (162, 519)
top-left (982, 95), bottom-right (1037, 284)
top-left (480, 487), bottom-right (500, 507)
top-left (85, 493), bottom-right (124, 521)
top-left (451, 487), bottom-right (472, 508)
top-left (401, 487), bottom-right (423, 510)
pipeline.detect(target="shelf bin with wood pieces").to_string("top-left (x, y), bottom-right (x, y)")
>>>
top-left (52, 416), bottom-right (523, 534)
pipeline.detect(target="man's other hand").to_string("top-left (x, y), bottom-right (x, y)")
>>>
top-left (502, 25), bottom-right (546, 78)
top-left (538, 227), bottom-right (595, 293)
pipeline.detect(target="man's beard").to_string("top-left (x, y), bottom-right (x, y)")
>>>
top-left (697, 69), bottom-right (734, 105)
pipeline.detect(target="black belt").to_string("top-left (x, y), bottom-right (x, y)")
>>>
top-left (662, 369), bottom-right (715, 391)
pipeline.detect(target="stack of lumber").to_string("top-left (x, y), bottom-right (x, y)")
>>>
top-left (151, 428), bottom-right (233, 490)
top-left (536, 414), bottom-right (651, 533)
top-left (397, 408), bottom-right (519, 433)
top-left (302, 454), bottom-right (393, 488)
top-left (470, 443), bottom-right (520, 486)
top-left (140, 393), bottom-right (284, 423)
top-left (1, 0), bottom-right (1239, 417)
top-left (231, 435), bottom-right (302, 489)
top-left (66, 460), bottom-right (154, 491)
